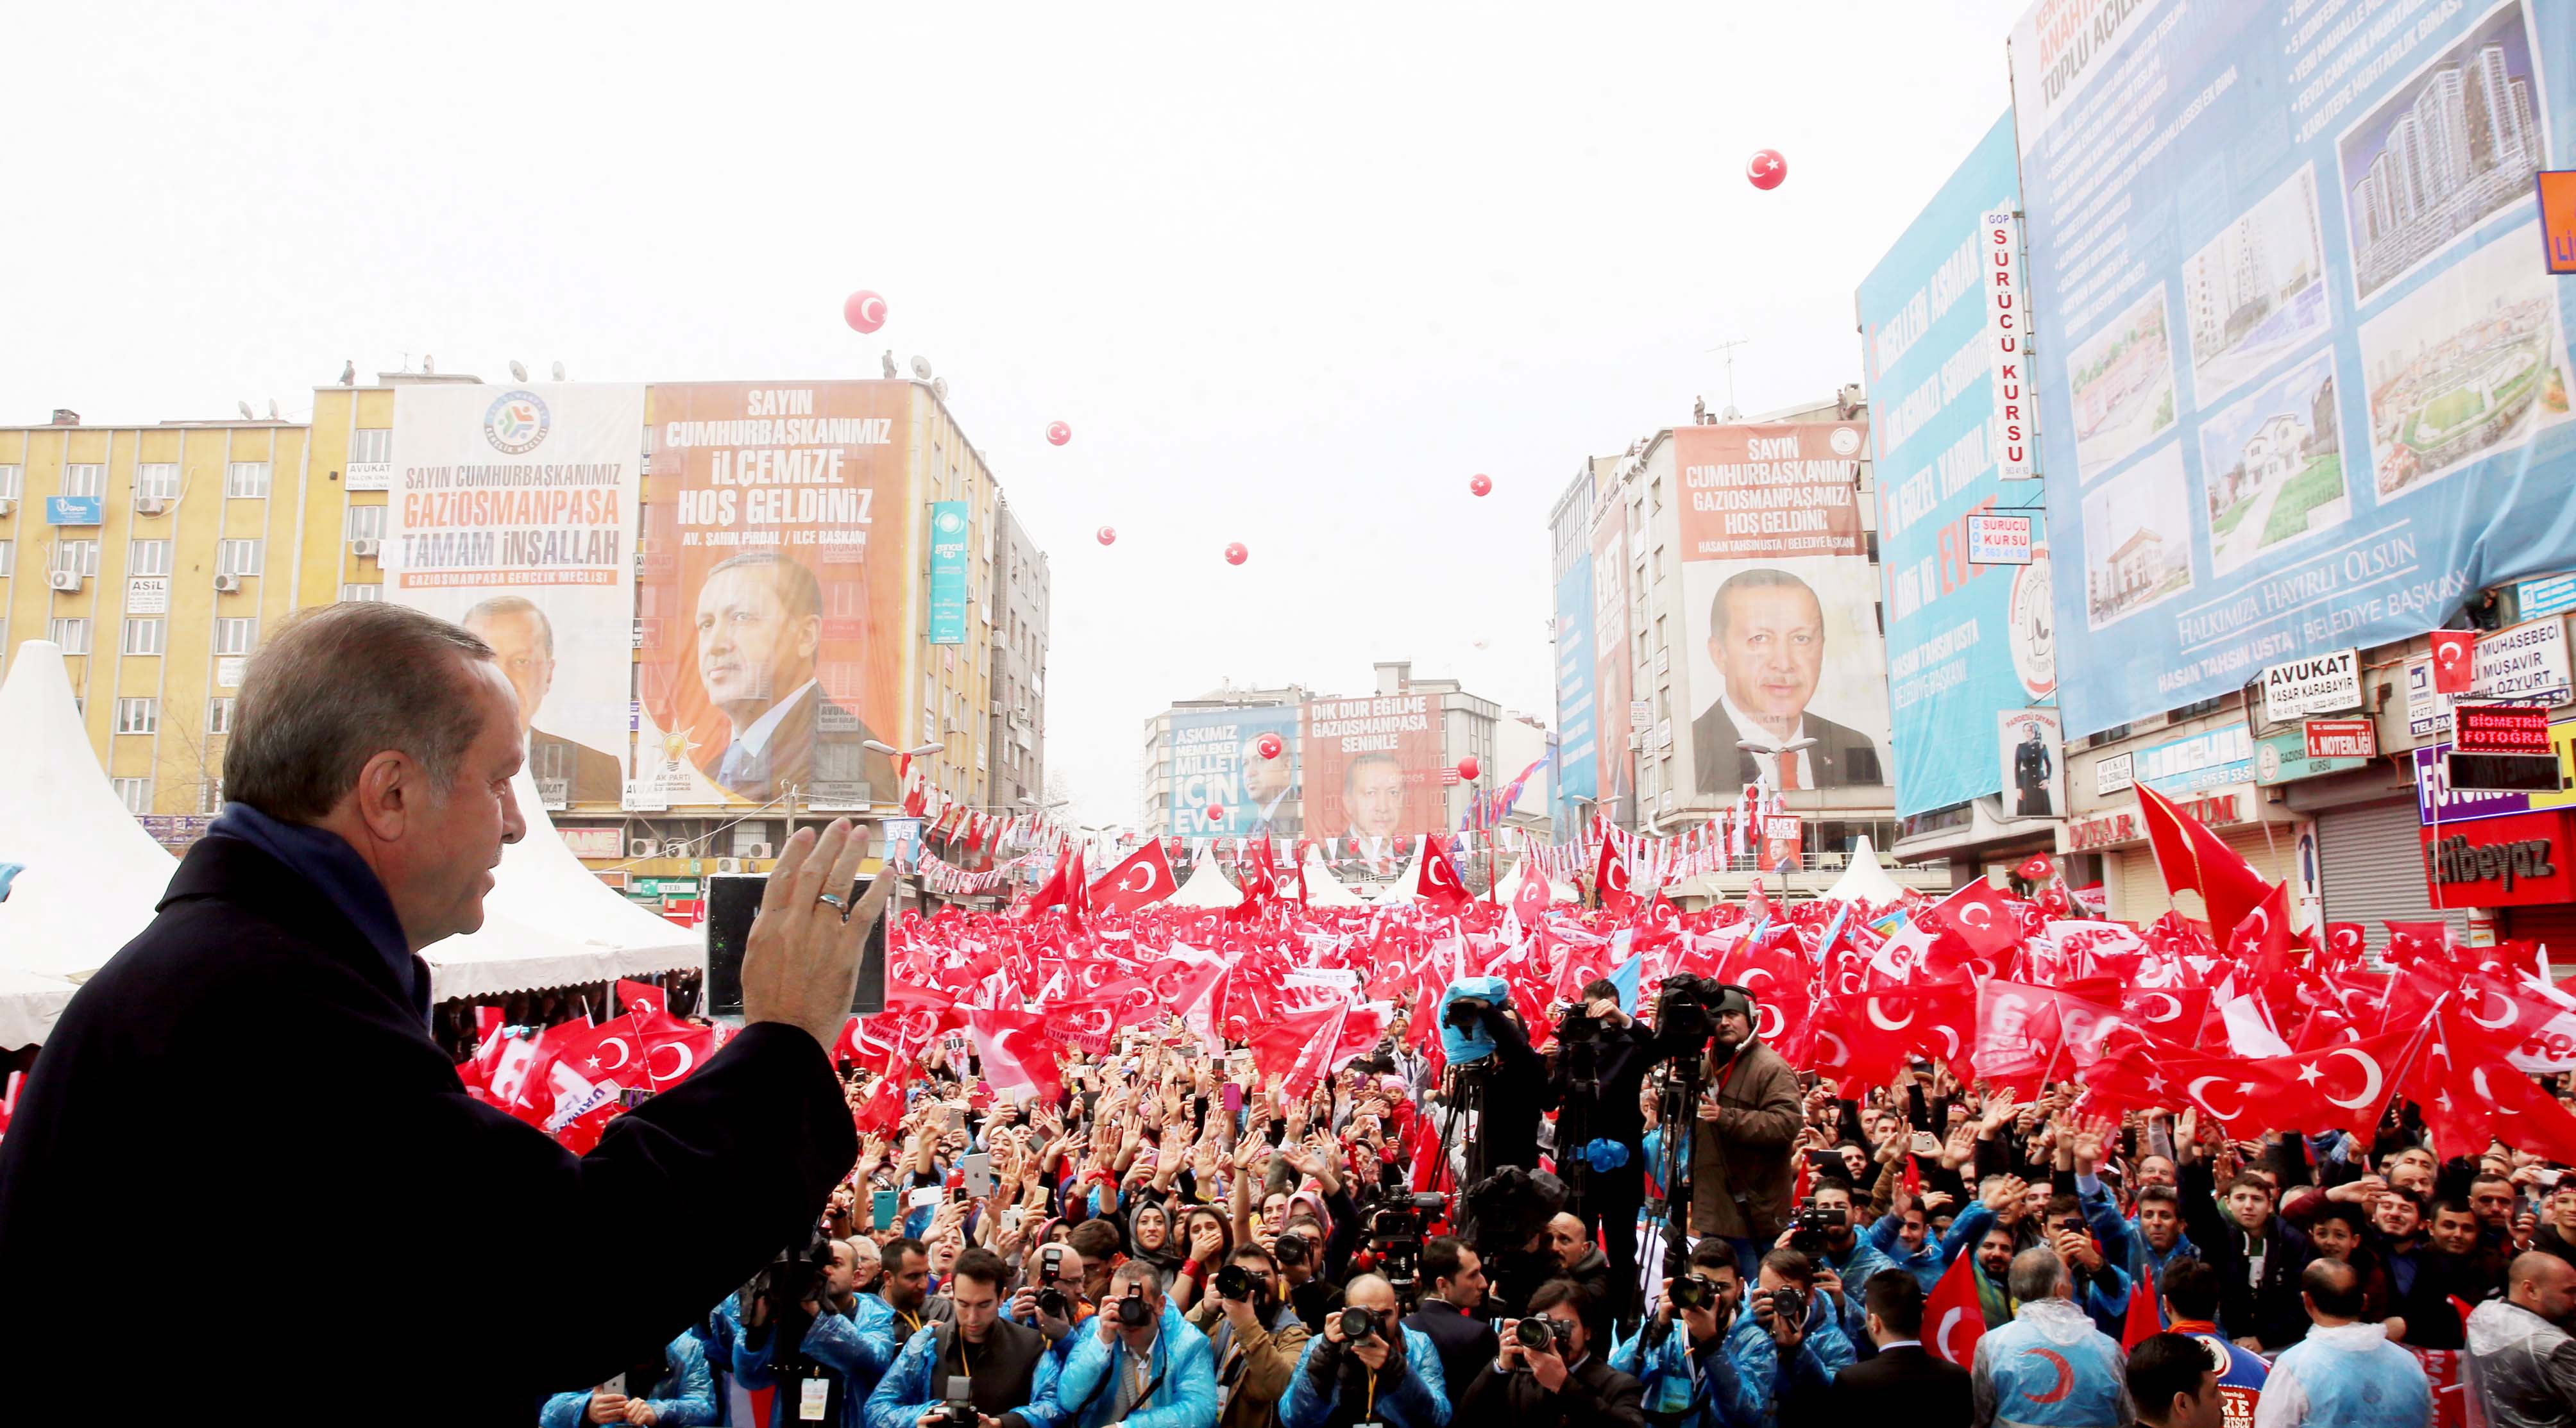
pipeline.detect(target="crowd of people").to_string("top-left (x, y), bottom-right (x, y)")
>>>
top-left (525, 967), bottom-right (2576, 1428)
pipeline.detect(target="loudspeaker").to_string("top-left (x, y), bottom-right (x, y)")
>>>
top-left (704, 873), bottom-right (886, 1021)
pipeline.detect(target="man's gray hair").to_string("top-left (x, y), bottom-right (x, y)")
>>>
top-left (223, 603), bottom-right (496, 822)
top-left (1112, 1259), bottom-right (1165, 1297)
top-left (1707, 567), bottom-right (1821, 643)
top-left (460, 594), bottom-right (552, 656)
top-left (2007, 1245), bottom-right (2071, 1304)
top-left (706, 551), bottom-right (824, 621)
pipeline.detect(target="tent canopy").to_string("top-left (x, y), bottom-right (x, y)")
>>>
top-left (1299, 850), bottom-right (1366, 908)
top-left (0, 641), bottom-right (177, 985)
top-left (1820, 837), bottom-right (1905, 907)
top-left (1165, 855), bottom-right (1243, 909)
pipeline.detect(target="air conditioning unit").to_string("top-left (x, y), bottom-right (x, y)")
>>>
top-left (627, 838), bottom-right (657, 859)
top-left (660, 839), bottom-right (687, 858)
top-left (1627, 732), bottom-right (1645, 751)
top-left (350, 537), bottom-right (379, 558)
top-left (745, 842), bottom-right (774, 859)
top-left (0, 498), bottom-right (15, 516)
top-left (48, 570), bottom-right (81, 592)
top-left (135, 498), bottom-right (168, 516)
top-left (212, 573), bottom-right (241, 593)
top-left (716, 857), bottom-right (743, 874)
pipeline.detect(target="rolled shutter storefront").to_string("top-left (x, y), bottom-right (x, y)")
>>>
top-left (2505, 904), bottom-right (2576, 971)
top-left (2316, 798), bottom-right (2462, 957)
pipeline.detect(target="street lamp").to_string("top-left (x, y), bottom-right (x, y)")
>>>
top-left (863, 739), bottom-right (947, 759)
top-left (1736, 737), bottom-right (1818, 877)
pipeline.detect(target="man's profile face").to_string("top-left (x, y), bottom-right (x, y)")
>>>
top-left (1244, 747), bottom-right (1290, 801)
top-left (1712, 582), bottom-right (1824, 725)
top-left (385, 662), bottom-right (527, 949)
top-left (849, 1241), bottom-right (883, 1289)
top-left (952, 1275), bottom-right (1001, 1341)
top-left (695, 563), bottom-right (817, 721)
top-left (462, 609), bottom-right (552, 734)
top-left (884, 1248), bottom-right (929, 1312)
top-left (2521, 1261), bottom-right (2576, 1323)
top-left (825, 1241), bottom-right (856, 1298)
top-left (1443, 1247), bottom-right (1487, 1311)
top-left (1346, 760), bottom-right (1404, 838)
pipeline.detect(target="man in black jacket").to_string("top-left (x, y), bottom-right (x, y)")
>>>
top-left (0, 603), bottom-right (881, 1425)
top-left (1402, 1235), bottom-right (1499, 1405)
top-left (1461, 1277), bottom-right (1647, 1427)
top-left (1552, 978), bottom-right (1660, 1325)
top-left (2178, 1158), bottom-right (2314, 1351)
top-left (868, 1248), bottom-right (1051, 1427)
top-left (1829, 1271), bottom-right (1970, 1424)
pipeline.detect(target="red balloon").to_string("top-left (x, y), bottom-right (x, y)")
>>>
top-left (842, 290), bottom-right (888, 333)
top-left (1205, 804), bottom-right (1226, 823)
top-left (1456, 756), bottom-right (1480, 781)
top-left (1096, 526), bottom-right (1117, 546)
top-left (1256, 733), bottom-right (1284, 760)
top-left (1746, 149), bottom-right (1787, 190)
top-left (1223, 542), bottom-right (1248, 566)
top-left (1046, 421), bottom-right (1072, 446)
top-left (1468, 474), bottom-right (1492, 497)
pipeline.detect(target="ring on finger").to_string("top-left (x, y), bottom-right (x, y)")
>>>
top-left (817, 891), bottom-right (849, 913)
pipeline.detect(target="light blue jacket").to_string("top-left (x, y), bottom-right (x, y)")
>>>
top-left (1042, 1301), bottom-right (1220, 1428)
top-left (1608, 1318), bottom-right (1765, 1428)
top-left (1969, 1299), bottom-right (2132, 1428)
top-left (543, 1332), bottom-right (718, 1427)
top-left (862, 1322), bottom-right (1066, 1428)
top-left (2259, 1321), bottom-right (2430, 1428)
top-left (1722, 1289), bottom-right (1855, 1426)
top-left (1815, 1234), bottom-right (1901, 1347)
top-left (1281, 1323), bottom-right (1450, 1428)
top-left (1863, 1209), bottom-right (1947, 1291)
top-left (734, 1295), bottom-right (902, 1427)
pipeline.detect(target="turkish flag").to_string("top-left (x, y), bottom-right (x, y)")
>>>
top-left (969, 1005), bottom-right (1065, 1104)
top-left (2432, 629), bottom-right (2477, 694)
top-left (1017, 850), bottom-right (1071, 921)
top-left (1092, 839), bottom-right (1179, 915)
top-left (1511, 866), bottom-right (1552, 928)
top-left (2136, 784), bottom-right (2271, 940)
top-left (2478, 1059), bottom-right (2576, 1164)
top-left (616, 979), bottom-right (670, 1022)
top-left (1595, 835), bottom-right (1636, 915)
top-left (2170, 1029), bottom-right (2422, 1138)
top-left (2121, 1270), bottom-right (2164, 1349)
top-left (1923, 1250), bottom-right (1986, 1367)
top-left (1917, 880), bottom-right (2023, 959)
top-left (1418, 837), bottom-right (1473, 911)
top-left (851, 1069), bottom-right (909, 1136)
top-left (1246, 1000), bottom-right (1345, 1085)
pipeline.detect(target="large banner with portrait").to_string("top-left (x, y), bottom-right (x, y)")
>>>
top-left (1590, 511), bottom-right (1635, 823)
top-left (635, 380), bottom-right (916, 809)
top-left (383, 382), bottom-right (645, 811)
top-left (1165, 705), bottom-right (1302, 839)
top-left (2015, 0), bottom-right (2576, 740)
top-left (1676, 421), bottom-right (1893, 794)
top-left (1303, 694), bottom-right (1443, 852)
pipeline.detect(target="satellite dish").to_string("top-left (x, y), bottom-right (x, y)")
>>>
top-left (237, 401), bottom-right (255, 421)
top-left (552, 361), bottom-right (568, 382)
top-left (931, 376), bottom-right (949, 401)
top-left (267, 399), bottom-right (280, 421)
top-left (910, 355), bottom-right (933, 381)
top-left (509, 360), bottom-right (528, 382)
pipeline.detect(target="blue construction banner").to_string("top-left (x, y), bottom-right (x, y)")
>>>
top-left (1860, 112), bottom-right (2057, 816)
top-left (1165, 705), bottom-right (1302, 839)
top-left (928, 500), bottom-right (968, 644)
top-left (1553, 553), bottom-right (1598, 823)
top-left (2013, 0), bottom-right (2576, 738)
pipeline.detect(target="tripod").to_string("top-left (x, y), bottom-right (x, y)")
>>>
top-left (1555, 1018), bottom-right (1600, 1227)
top-left (1652, 1054), bottom-right (1705, 1285)
top-left (1437, 1059), bottom-right (1490, 1237)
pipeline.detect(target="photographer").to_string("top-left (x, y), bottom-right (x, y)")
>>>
top-left (1685, 989), bottom-right (1801, 1266)
top-left (1553, 979), bottom-right (1659, 1323)
top-left (1046, 1261), bottom-right (1218, 1427)
top-left (1723, 1248), bottom-right (1854, 1427)
top-left (862, 1248), bottom-right (1050, 1428)
top-left (1461, 1277), bottom-right (1646, 1427)
top-left (1440, 980), bottom-right (1556, 1176)
top-left (541, 1332), bottom-right (718, 1427)
top-left (1776, 1177), bottom-right (1895, 1353)
top-left (1401, 1236), bottom-right (1499, 1406)
top-left (1187, 1243), bottom-right (1310, 1428)
top-left (1006, 1242), bottom-right (1094, 1380)
top-left (1608, 1239), bottom-right (1763, 1428)
top-left (1282, 1273), bottom-right (1450, 1428)
top-left (734, 1234), bottom-right (902, 1428)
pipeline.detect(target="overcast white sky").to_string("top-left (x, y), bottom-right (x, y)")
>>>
top-left (4, 1), bottom-right (2031, 828)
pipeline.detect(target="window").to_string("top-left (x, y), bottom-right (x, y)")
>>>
top-left (349, 428), bottom-right (391, 464)
top-left (114, 697), bottom-right (158, 734)
top-left (1650, 477), bottom-right (1664, 514)
top-left (199, 779), bottom-right (225, 814)
top-left (61, 464), bottom-right (105, 499)
top-left (112, 777), bottom-right (152, 814)
top-left (135, 463), bottom-right (179, 501)
top-left (2170, 695), bottom-right (2228, 721)
top-left (215, 617), bottom-right (258, 655)
top-left (0, 544), bottom-right (12, 577)
top-left (128, 539), bottom-right (172, 576)
top-left (121, 618), bottom-right (165, 655)
top-left (49, 617), bottom-right (91, 654)
top-left (345, 504), bottom-right (385, 541)
top-left (225, 462), bottom-right (270, 498)
top-left (339, 582), bottom-right (383, 602)
top-left (1652, 546), bottom-right (1666, 584)
top-left (0, 464), bottom-right (20, 498)
top-left (207, 697), bottom-right (235, 734)
top-left (217, 539), bottom-right (264, 576)
top-left (53, 540), bottom-right (99, 576)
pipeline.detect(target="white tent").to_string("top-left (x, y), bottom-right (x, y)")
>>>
top-left (1299, 849), bottom-right (1367, 908)
top-left (1383, 840), bottom-right (1426, 900)
top-left (1490, 857), bottom-right (1533, 905)
top-left (1820, 836), bottom-right (1906, 907)
top-left (0, 641), bottom-right (178, 987)
top-left (1165, 855), bottom-right (1243, 909)
top-left (0, 966), bottom-right (80, 1049)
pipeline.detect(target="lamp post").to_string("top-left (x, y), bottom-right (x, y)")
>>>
top-left (863, 739), bottom-right (946, 916)
top-left (1736, 737), bottom-right (1818, 887)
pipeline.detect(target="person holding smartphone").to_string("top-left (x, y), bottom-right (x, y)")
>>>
top-left (539, 1331), bottom-right (718, 1427)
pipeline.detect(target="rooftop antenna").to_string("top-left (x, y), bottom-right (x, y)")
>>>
top-left (1706, 338), bottom-right (1750, 420)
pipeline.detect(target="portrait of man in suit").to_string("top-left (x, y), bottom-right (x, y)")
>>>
top-left (458, 596), bottom-right (622, 807)
top-left (1690, 567), bottom-right (1883, 792)
top-left (692, 551), bottom-right (897, 803)
top-left (1241, 734), bottom-right (1299, 836)
top-left (1341, 749), bottom-right (1406, 844)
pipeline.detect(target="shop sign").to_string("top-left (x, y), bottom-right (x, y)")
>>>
top-left (559, 827), bottom-right (623, 860)
top-left (1966, 513), bottom-right (2033, 565)
top-left (2260, 648), bottom-right (2360, 723)
top-left (630, 876), bottom-right (700, 898)
top-left (2423, 809), bottom-right (2576, 907)
top-left (2067, 787), bottom-right (2251, 850)
top-left (2409, 619), bottom-right (2575, 738)
top-left (2302, 719), bottom-right (2376, 760)
top-left (2520, 572), bottom-right (2576, 622)
top-left (2132, 725), bottom-right (2253, 795)
top-left (2255, 727), bottom-right (2367, 786)
top-left (2456, 703), bottom-right (2554, 757)
top-left (2094, 752), bottom-right (2133, 795)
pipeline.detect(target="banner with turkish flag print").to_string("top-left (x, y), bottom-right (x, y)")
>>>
top-left (2431, 629), bottom-right (2477, 694)
top-left (2165, 1028), bottom-right (2424, 1138)
top-left (1418, 836), bottom-right (1473, 911)
top-left (1091, 839), bottom-right (1179, 915)
top-left (1923, 1249), bottom-right (1985, 1368)
top-left (2135, 784), bottom-right (2271, 940)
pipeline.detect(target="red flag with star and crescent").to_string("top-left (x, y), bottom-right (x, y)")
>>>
top-left (1090, 839), bottom-right (1179, 916)
top-left (1923, 1250), bottom-right (1985, 1368)
top-left (1418, 836), bottom-right (1473, 912)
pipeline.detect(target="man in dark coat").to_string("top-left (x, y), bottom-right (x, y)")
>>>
top-left (1830, 1269), bottom-right (1972, 1424)
top-left (0, 602), bottom-right (885, 1425)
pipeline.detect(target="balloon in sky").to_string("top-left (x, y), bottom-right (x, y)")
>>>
top-left (1255, 733), bottom-right (1283, 760)
top-left (1468, 474), bottom-right (1492, 497)
top-left (1096, 526), bottom-right (1117, 546)
top-left (842, 290), bottom-right (888, 333)
top-left (1046, 421), bottom-right (1072, 446)
top-left (1746, 149), bottom-right (1786, 190)
top-left (1456, 756), bottom-right (1480, 781)
top-left (1223, 542), bottom-right (1248, 566)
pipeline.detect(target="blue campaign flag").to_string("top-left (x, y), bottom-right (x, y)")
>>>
top-left (1606, 950), bottom-right (1642, 1018)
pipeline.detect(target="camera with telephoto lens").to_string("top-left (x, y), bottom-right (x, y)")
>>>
top-left (1033, 1245), bottom-right (1072, 1322)
top-left (1113, 1290), bottom-right (1154, 1329)
top-left (1787, 1200), bottom-right (1847, 1255)
top-left (1337, 1306), bottom-right (1380, 1343)
top-left (1443, 996), bottom-right (1492, 1033)
top-left (1214, 1263), bottom-right (1258, 1302)
top-left (1668, 1273), bottom-right (1720, 1313)
top-left (1363, 1189), bottom-right (1446, 1307)
top-left (1513, 1316), bottom-right (1573, 1352)
top-left (1654, 975), bottom-right (1737, 1049)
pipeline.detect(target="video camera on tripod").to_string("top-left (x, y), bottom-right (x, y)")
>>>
top-left (1361, 1182), bottom-right (1448, 1309)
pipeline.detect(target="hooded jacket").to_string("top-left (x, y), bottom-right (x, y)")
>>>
top-left (1045, 1299), bottom-right (1221, 1428)
top-left (1281, 1322), bottom-right (1451, 1428)
top-left (1689, 1039), bottom-right (1802, 1243)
